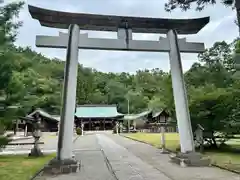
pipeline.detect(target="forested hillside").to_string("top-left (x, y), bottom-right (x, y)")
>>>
top-left (0, 1), bottom-right (240, 139)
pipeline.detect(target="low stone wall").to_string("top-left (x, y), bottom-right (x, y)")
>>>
top-left (138, 128), bottom-right (177, 133)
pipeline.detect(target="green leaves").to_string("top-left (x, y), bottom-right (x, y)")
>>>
top-left (164, 0), bottom-right (239, 33)
top-left (0, 1), bottom-right (24, 44)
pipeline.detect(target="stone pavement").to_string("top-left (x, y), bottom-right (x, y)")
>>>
top-left (0, 134), bottom-right (79, 155)
top-left (107, 134), bottom-right (240, 180)
top-left (42, 133), bottom-right (239, 180)
top-left (47, 134), bottom-right (117, 180)
top-left (2, 134), bottom-right (59, 153)
top-left (1, 134), bottom-right (80, 155)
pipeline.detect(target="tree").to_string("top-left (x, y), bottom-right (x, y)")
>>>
top-left (148, 74), bottom-right (175, 114)
top-left (165, 0), bottom-right (240, 33)
top-left (199, 41), bottom-right (233, 70)
top-left (0, 1), bottom-right (24, 91)
top-left (0, 1), bottom-right (24, 45)
top-left (105, 80), bottom-right (128, 112)
top-left (189, 85), bottom-right (239, 147)
top-left (233, 39), bottom-right (240, 76)
top-left (126, 90), bottom-right (149, 113)
top-left (0, 1), bottom-right (25, 126)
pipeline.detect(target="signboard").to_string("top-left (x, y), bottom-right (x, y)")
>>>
top-left (159, 115), bottom-right (167, 124)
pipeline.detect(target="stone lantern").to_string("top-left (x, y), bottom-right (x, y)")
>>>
top-left (81, 123), bottom-right (84, 136)
top-left (29, 112), bottom-right (43, 157)
top-left (159, 110), bottom-right (170, 154)
top-left (116, 122), bottom-right (119, 134)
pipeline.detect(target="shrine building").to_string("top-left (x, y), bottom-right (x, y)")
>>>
top-left (74, 104), bottom-right (124, 131)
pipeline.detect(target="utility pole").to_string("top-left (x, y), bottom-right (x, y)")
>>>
top-left (127, 98), bottom-right (130, 133)
top-left (235, 0), bottom-right (240, 36)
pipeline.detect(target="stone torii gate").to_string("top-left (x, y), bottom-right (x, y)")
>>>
top-left (28, 5), bottom-right (210, 173)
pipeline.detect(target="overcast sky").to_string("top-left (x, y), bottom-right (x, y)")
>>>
top-left (13, 0), bottom-right (238, 73)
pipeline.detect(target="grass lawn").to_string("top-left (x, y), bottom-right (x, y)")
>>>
top-left (207, 152), bottom-right (240, 172)
top-left (125, 133), bottom-right (240, 172)
top-left (0, 154), bottom-right (55, 180)
top-left (125, 133), bottom-right (180, 151)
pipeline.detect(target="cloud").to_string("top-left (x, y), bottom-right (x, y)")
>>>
top-left (14, 0), bottom-right (239, 73)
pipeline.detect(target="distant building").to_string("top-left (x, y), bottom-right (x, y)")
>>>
top-left (147, 109), bottom-right (177, 132)
top-left (74, 104), bottom-right (124, 131)
top-left (122, 110), bottom-right (152, 129)
top-left (16, 109), bottom-right (59, 135)
top-left (122, 109), bottom-right (177, 132)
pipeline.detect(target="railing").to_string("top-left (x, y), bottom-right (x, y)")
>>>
top-left (139, 127), bottom-right (177, 133)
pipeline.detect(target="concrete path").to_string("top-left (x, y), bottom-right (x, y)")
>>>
top-left (45, 133), bottom-right (239, 180)
top-left (1, 134), bottom-right (79, 154)
top-left (107, 135), bottom-right (240, 180)
top-left (1, 134), bottom-right (59, 154)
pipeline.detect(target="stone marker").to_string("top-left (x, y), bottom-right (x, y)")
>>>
top-left (195, 124), bottom-right (205, 153)
top-left (160, 125), bottom-right (169, 154)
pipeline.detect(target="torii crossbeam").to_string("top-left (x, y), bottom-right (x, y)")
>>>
top-left (28, 5), bottom-right (210, 173)
top-left (36, 32), bottom-right (205, 53)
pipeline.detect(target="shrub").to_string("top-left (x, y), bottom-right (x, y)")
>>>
top-left (76, 127), bottom-right (82, 135)
top-left (175, 145), bottom-right (181, 152)
top-left (0, 136), bottom-right (11, 150)
top-left (0, 122), bottom-right (11, 151)
top-left (0, 123), bottom-right (5, 135)
top-left (113, 126), bottom-right (117, 134)
top-left (6, 133), bottom-right (14, 138)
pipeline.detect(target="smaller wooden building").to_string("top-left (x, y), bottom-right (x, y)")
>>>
top-left (122, 110), bottom-right (152, 130)
top-left (15, 109), bottom-right (59, 135)
top-left (146, 109), bottom-right (176, 132)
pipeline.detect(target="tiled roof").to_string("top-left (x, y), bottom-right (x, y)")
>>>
top-left (123, 110), bottom-right (152, 121)
top-left (75, 105), bottom-right (124, 118)
top-left (27, 109), bottom-right (59, 122)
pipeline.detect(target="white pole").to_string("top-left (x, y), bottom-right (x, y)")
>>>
top-left (127, 98), bottom-right (130, 132)
top-left (81, 124), bottom-right (84, 136)
top-left (116, 122), bottom-right (119, 134)
top-left (24, 124), bottom-right (28, 137)
top-left (161, 126), bottom-right (166, 149)
top-left (167, 29), bottom-right (195, 153)
top-left (57, 24), bottom-right (80, 160)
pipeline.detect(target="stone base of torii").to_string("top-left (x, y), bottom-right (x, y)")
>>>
top-left (170, 152), bottom-right (210, 167)
top-left (28, 5), bottom-right (211, 175)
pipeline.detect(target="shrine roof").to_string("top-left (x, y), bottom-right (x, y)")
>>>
top-left (152, 109), bottom-right (170, 118)
top-left (26, 108), bottom-right (59, 122)
top-left (123, 110), bottom-right (152, 121)
top-left (75, 105), bottom-right (124, 118)
top-left (28, 5), bottom-right (209, 35)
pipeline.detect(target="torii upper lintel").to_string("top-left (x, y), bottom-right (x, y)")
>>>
top-left (28, 5), bottom-right (209, 35)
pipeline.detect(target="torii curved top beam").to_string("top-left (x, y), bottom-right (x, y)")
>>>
top-left (28, 5), bottom-right (209, 35)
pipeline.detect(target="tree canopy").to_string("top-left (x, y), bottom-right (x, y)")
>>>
top-left (165, 0), bottom-right (240, 32)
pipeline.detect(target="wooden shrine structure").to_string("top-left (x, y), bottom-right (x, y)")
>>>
top-left (74, 105), bottom-right (123, 131)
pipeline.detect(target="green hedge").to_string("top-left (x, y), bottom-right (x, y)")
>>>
top-left (76, 127), bottom-right (82, 135)
top-left (0, 136), bottom-right (11, 150)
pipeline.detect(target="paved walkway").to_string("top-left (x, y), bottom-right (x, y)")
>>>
top-left (1, 134), bottom-right (59, 154)
top-left (45, 134), bottom-right (239, 180)
top-left (1, 134), bottom-right (78, 154)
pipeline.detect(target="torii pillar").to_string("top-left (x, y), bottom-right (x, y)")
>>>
top-left (28, 4), bottom-right (210, 170)
top-left (57, 24), bottom-right (79, 160)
